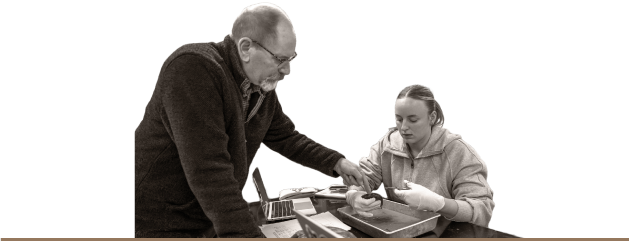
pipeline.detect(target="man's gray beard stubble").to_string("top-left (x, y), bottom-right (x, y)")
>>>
top-left (260, 77), bottom-right (279, 92)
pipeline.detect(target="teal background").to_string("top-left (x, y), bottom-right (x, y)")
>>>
top-left (0, 0), bottom-right (629, 238)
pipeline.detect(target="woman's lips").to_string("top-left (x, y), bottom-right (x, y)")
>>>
top-left (402, 134), bottom-right (413, 138)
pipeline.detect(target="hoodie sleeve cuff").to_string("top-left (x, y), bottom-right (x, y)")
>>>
top-left (331, 157), bottom-right (344, 177)
top-left (444, 199), bottom-right (473, 222)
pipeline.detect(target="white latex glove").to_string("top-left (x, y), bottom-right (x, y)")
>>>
top-left (345, 187), bottom-right (381, 217)
top-left (347, 185), bottom-right (364, 192)
top-left (393, 180), bottom-right (445, 212)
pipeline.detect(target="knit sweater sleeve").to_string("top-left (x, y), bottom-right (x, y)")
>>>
top-left (262, 95), bottom-right (344, 177)
top-left (160, 55), bottom-right (263, 238)
top-left (444, 139), bottom-right (495, 227)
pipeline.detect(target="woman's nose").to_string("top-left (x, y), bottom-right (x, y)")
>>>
top-left (400, 121), bottom-right (409, 131)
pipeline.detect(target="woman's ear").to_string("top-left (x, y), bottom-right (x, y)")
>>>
top-left (430, 111), bottom-right (437, 125)
top-left (237, 37), bottom-right (253, 62)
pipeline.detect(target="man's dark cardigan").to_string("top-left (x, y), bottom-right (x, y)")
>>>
top-left (135, 35), bottom-right (344, 238)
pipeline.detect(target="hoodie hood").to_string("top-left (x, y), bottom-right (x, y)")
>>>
top-left (382, 125), bottom-right (461, 159)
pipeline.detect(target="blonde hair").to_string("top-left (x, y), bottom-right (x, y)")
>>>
top-left (397, 85), bottom-right (444, 126)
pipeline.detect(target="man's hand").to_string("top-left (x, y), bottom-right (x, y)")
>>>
top-left (393, 180), bottom-right (445, 212)
top-left (334, 158), bottom-right (372, 193)
top-left (345, 189), bottom-right (381, 217)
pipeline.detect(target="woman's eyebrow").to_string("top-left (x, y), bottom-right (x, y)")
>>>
top-left (395, 114), bottom-right (419, 118)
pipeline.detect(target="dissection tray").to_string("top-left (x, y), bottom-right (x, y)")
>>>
top-left (337, 199), bottom-right (440, 238)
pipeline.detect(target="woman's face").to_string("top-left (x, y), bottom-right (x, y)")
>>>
top-left (395, 97), bottom-right (434, 148)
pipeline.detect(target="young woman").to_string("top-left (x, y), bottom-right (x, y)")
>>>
top-left (345, 84), bottom-right (494, 227)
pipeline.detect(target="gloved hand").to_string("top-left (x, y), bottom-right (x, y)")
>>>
top-left (393, 180), bottom-right (445, 212)
top-left (345, 186), bottom-right (381, 217)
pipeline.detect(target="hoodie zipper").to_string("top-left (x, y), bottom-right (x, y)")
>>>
top-left (405, 144), bottom-right (415, 169)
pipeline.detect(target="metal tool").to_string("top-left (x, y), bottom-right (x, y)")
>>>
top-left (385, 187), bottom-right (410, 191)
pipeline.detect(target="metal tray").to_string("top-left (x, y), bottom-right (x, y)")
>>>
top-left (337, 199), bottom-right (440, 238)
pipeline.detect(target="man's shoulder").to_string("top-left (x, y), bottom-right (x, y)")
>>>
top-left (154, 41), bottom-right (234, 94)
top-left (156, 41), bottom-right (234, 86)
top-left (166, 42), bottom-right (225, 68)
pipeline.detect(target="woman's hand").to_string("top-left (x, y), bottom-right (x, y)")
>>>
top-left (394, 180), bottom-right (445, 212)
top-left (345, 188), bottom-right (381, 217)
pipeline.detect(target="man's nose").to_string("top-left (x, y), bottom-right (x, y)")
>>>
top-left (278, 62), bottom-right (290, 75)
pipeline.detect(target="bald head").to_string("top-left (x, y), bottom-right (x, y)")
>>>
top-left (231, 3), bottom-right (294, 46)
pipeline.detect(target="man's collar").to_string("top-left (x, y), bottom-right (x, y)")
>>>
top-left (225, 35), bottom-right (267, 96)
top-left (224, 35), bottom-right (249, 90)
top-left (240, 78), bottom-right (261, 97)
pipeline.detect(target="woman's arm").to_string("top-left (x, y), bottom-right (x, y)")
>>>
top-left (358, 139), bottom-right (387, 191)
top-left (443, 139), bottom-right (495, 227)
top-left (437, 199), bottom-right (459, 219)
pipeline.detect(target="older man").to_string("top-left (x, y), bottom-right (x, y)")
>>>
top-left (135, 3), bottom-right (370, 238)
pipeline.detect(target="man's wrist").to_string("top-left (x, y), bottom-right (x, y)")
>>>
top-left (333, 157), bottom-right (345, 175)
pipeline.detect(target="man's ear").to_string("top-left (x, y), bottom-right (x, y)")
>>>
top-left (237, 37), bottom-right (253, 62)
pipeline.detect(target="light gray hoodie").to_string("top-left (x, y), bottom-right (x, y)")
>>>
top-left (360, 125), bottom-right (495, 227)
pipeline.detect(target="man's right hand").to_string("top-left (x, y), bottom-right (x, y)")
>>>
top-left (334, 158), bottom-right (372, 193)
top-left (345, 188), bottom-right (381, 217)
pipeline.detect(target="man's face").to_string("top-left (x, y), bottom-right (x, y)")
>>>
top-left (246, 21), bottom-right (296, 92)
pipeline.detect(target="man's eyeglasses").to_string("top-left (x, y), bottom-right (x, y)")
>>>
top-left (251, 40), bottom-right (297, 67)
